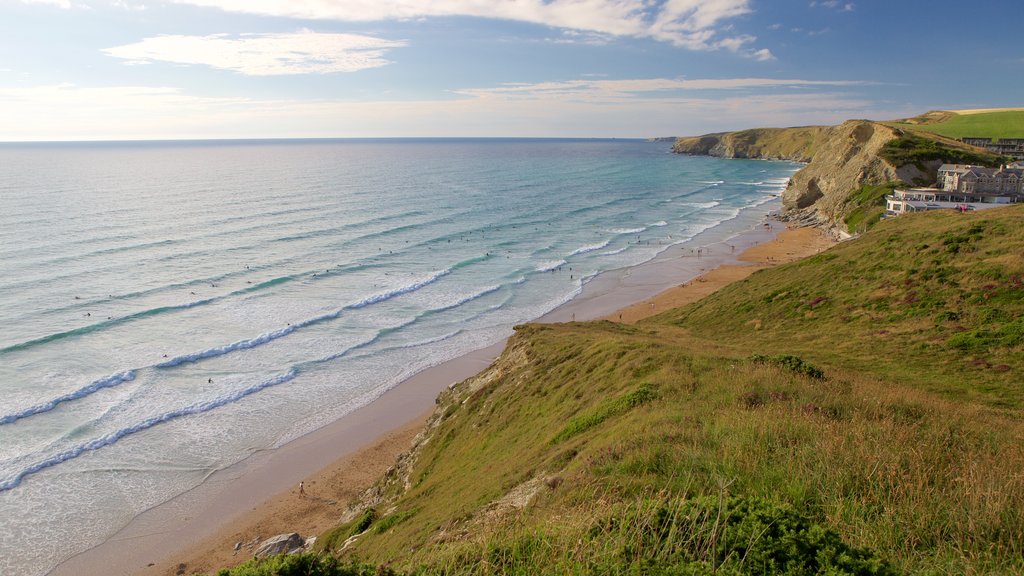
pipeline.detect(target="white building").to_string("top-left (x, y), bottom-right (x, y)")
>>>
top-left (885, 187), bottom-right (1015, 217)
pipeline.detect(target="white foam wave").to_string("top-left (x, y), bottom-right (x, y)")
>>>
top-left (648, 221), bottom-right (668, 227)
top-left (682, 201), bottom-right (720, 209)
top-left (0, 369), bottom-right (299, 492)
top-left (537, 259), bottom-right (567, 272)
top-left (600, 246), bottom-right (629, 256)
top-left (0, 371), bottom-right (136, 426)
top-left (569, 240), bottom-right (611, 257)
top-left (610, 227), bottom-right (646, 235)
top-left (157, 268), bottom-right (453, 368)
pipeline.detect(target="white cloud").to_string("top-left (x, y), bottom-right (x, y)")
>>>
top-left (102, 30), bottom-right (407, 75)
top-left (750, 48), bottom-right (775, 61)
top-left (162, 0), bottom-right (767, 56)
top-left (811, 1), bottom-right (855, 11)
top-left (18, 0), bottom-right (72, 8)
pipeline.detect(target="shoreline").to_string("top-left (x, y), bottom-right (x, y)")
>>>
top-left (52, 207), bottom-right (832, 576)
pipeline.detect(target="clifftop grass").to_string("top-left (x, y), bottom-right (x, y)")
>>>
top-left (878, 133), bottom-right (1007, 169)
top-left (216, 206), bottom-right (1024, 576)
top-left (887, 110), bottom-right (1024, 140)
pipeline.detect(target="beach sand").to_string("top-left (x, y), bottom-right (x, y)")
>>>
top-left (51, 219), bottom-right (834, 576)
top-left (608, 226), bottom-right (835, 324)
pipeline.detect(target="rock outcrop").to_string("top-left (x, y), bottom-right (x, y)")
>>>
top-left (253, 533), bottom-right (305, 558)
top-left (780, 120), bottom-right (901, 231)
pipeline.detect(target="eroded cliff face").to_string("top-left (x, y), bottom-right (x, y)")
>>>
top-left (781, 121), bottom-right (900, 226)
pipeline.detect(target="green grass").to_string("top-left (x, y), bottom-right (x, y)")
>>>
top-left (887, 110), bottom-right (1024, 140)
top-left (217, 495), bottom-right (893, 575)
top-left (218, 206), bottom-right (1024, 576)
top-left (842, 182), bottom-right (900, 233)
top-left (878, 134), bottom-right (1007, 168)
top-left (662, 207), bottom-right (1024, 406)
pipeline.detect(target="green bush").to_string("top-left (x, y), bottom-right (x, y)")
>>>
top-left (750, 354), bottom-right (825, 380)
top-left (878, 135), bottom-right (1005, 168)
top-left (213, 554), bottom-right (392, 576)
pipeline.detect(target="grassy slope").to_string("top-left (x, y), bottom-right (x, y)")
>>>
top-left (219, 207), bottom-right (1024, 575)
top-left (886, 110), bottom-right (1024, 140)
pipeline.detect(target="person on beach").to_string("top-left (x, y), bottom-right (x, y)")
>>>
top-left (299, 481), bottom-right (305, 497)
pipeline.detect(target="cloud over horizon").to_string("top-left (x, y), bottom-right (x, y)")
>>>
top-left (0, 76), bottom-right (900, 141)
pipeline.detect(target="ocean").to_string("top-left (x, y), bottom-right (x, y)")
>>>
top-left (0, 139), bottom-right (798, 575)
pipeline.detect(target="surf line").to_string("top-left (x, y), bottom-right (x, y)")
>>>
top-left (0, 369), bottom-right (299, 492)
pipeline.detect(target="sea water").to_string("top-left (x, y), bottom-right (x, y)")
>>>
top-left (0, 139), bottom-right (798, 574)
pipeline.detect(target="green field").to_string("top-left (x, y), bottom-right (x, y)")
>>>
top-left (887, 109), bottom-right (1024, 140)
top-left (214, 206), bottom-right (1024, 576)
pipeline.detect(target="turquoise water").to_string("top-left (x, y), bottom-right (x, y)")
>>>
top-left (0, 139), bottom-right (798, 574)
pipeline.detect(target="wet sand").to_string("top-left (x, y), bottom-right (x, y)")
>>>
top-left (608, 225), bottom-right (834, 323)
top-left (52, 217), bottom-right (834, 576)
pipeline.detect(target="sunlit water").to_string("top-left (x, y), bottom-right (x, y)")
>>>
top-left (0, 139), bottom-right (798, 574)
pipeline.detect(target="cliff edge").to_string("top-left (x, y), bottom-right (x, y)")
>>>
top-left (672, 126), bottom-right (825, 162)
top-left (673, 119), bottom-right (1002, 235)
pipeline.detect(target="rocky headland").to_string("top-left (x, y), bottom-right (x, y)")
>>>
top-left (673, 119), bottom-right (1003, 236)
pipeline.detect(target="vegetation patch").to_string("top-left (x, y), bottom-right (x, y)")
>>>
top-left (878, 134), bottom-right (1006, 168)
top-left (551, 382), bottom-right (658, 443)
top-left (844, 182), bottom-right (900, 233)
top-left (887, 110), bottom-right (1024, 140)
top-left (750, 354), bottom-right (825, 380)
top-left (213, 554), bottom-right (390, 576)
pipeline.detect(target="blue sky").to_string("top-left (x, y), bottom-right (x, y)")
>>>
top-left (1, 0), bottom-right (1021, 140)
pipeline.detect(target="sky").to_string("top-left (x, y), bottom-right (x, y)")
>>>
top-left (1, 0), bottom-right (1021, 141)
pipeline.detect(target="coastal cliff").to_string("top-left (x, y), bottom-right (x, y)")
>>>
top-left (672, 126), bottom-right (826, 162)
top-left (673, 119), bottom-right (1002, 235)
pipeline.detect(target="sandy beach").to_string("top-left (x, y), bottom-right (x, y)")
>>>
top-left (51, 219), bottom-right (834, 576)
top-left (608, 225), bottom-right (835, 324)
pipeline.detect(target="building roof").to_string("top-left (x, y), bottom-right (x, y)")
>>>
top-left (903, 200), bottom-right (1007, 211)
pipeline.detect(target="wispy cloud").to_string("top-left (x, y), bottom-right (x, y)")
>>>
top-left (0, 76), bottom-right (895, 141)
top-left (810, 1), bottom-right (855, 11)
top-left (453, 77), bottom-right (871, 102)
top-left (102, 30), bottom-right (407, 75)
top-left (18, 0), bottom-right (72, 8)
top-left (162, 0), bottom-right (768, 58)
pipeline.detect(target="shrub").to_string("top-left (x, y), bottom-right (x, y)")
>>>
top-left (213, 554), bottom-right (392, 576)
top-left (750, 354), bottom-right (825, 380)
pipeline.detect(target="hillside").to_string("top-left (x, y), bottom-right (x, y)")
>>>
top-left (673, 118), bottom-right (1007, 235)
top-left (886, 109), bottom-right (1024, 140)
top-left (217, 205), bottom-right (1024, 576)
